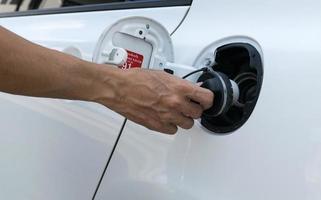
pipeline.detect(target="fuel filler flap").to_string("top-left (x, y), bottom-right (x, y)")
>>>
top-left (93, 17), bottom-right (174, 69)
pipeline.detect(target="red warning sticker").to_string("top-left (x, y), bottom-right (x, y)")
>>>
top-left (120, 50), bottom-right (144, 69)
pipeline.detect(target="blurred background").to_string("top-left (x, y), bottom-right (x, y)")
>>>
top-left (0, 0), bottom-right (157, 13)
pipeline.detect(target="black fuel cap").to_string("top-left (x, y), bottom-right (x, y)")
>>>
top-left (198, 71), bottom-right (233, 117)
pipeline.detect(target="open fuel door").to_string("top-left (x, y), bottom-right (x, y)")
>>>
top-left (93, 17), bottom-right (174, 70)
top-left (93, 17), bottom-right (265, 200)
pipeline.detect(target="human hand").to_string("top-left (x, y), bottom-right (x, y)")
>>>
top-left (96, 68), bottom-right (213, 134)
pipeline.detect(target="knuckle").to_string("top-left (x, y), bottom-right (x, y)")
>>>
top-left (177, 82), bottom-right (188, 91)
top-left (191, 86), bottom-right (199, 96)
top-left (193, 109), bottom-right (203, 119)
top-left (196, 107), bottom-right (204, 117)
top-left (174, 79), bottom-right (191, 92)
top-left (187, 105), bottom-right (203, 119)
top-left (159, 112), bottom-right (173, 123)
top-left (169, 97), bottom-right (181, 108)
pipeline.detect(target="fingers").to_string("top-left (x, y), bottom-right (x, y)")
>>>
top-left (179, 99), bottom-right (203, 119)
top-left (160, 111), bottom-right (194, 130)
top-left (112, 70), bottom-right (215, 135)
top-left (160, 123), bottom-right (178, 135)
top-left (173, 113), bottom-right (194, 129)
top-left (147, 121), bottom-right (178, 135)
top-left (129, 111), bottom-right (178, 135)
top-left (155, 111), bottom-right (194, 133)
top-left (182, 83), bottom-right (214, 110)
top-left (190, 87), bottom-right (214, 110)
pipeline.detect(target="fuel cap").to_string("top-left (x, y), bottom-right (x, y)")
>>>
top-left (198, 71), bottom-right (234, 117)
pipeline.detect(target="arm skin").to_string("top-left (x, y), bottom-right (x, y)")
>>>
top-left (0, 26), bottom-right (213, 134)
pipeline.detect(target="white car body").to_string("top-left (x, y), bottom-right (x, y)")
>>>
top-left (1, 0), bottom-right (321, 199)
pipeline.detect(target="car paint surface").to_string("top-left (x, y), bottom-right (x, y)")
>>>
top-left (0, 6), bottom-right (189, 200)
top-left (95, 0), bottom-right (321, 199)
top-left (1, 0), bottom-right (321, 199)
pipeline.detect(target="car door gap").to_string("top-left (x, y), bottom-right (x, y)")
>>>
top-left (91, 118), bottom-right (127, 200)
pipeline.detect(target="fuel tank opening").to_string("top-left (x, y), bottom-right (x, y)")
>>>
top-left (199, 42), bottom-right (263, 134)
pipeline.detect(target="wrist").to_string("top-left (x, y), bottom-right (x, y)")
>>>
top-left (85, 62), bottom-right (124, 107)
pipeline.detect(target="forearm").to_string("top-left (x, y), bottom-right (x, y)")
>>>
top-left (0, 26), bottom-right (213, 134)
top-left (0, 26), bottom-right (118, 102)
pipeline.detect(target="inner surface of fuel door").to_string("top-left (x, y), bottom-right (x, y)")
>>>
top-left (93, 17), bottom-right (174, 69)
top-left (194, 38), bottom-right (263, 134)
